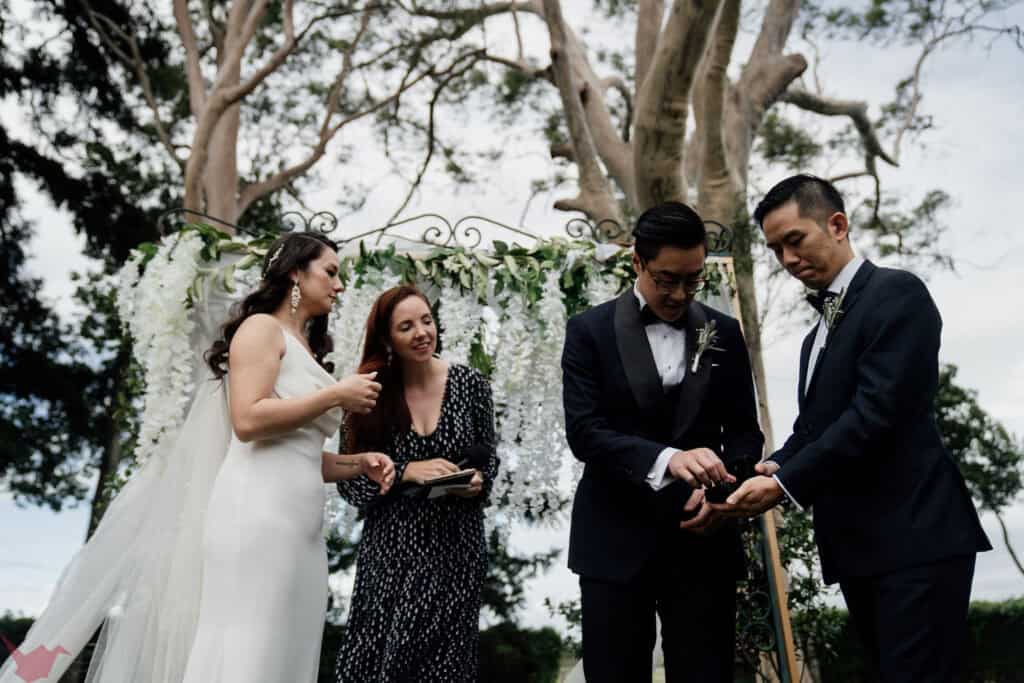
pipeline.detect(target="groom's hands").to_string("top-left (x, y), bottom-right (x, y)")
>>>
top-left (678, 488), bottom-right (723, 535)
top-left (667, 448), bottom-right (736, 488)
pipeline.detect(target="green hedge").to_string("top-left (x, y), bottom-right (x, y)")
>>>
top-left (479, 622), bottom-right (564, 683)
top-left (815, 598), bottom-right (1024, 683)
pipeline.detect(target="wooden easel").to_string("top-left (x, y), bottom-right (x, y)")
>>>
top-left (708, 256), bottom-right (801, 682)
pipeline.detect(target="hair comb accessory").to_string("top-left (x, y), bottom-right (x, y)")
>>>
top-left (263, 244), bottom-right (285, 278)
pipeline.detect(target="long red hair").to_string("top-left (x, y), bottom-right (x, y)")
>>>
top-left (344, 285), bottom-right (431, 453)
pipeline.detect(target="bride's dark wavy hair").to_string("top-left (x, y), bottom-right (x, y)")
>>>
top-left (205, 232), bottom-right (339, 379)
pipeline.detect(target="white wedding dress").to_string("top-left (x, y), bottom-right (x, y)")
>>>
top-left (182, 326), bottom-right (342, 682)
top-left (0, 320), bottom-right (342, 683)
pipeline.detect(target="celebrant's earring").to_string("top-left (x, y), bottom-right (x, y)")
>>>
top-left (386, 347), bottom-right (393, 366)
top-left (290, 282), bottom-right (301, 317)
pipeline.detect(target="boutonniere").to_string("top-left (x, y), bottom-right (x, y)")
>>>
top-left (691, 320), bottom-right (724, 373)
top-left (822, 287), bottom-right (847, 346)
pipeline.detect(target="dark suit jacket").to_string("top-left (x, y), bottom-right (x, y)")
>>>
top-left (562, 292), bottom-right (764, 582)
top-left (770, 261), bottom-right (990, 584)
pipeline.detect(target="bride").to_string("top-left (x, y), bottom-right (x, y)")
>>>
top-left (0, 231), bottom-right (393, 683)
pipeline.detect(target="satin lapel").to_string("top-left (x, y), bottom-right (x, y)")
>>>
top-left (797, 325), bottom-right (816, 410)
top-left (613, 291), bottom-right (663, 415)
top-left (671, 303), bottom-right (713, 442)
top-left (803, 260), bottom-right (877, 404)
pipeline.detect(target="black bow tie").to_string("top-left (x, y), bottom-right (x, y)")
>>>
top-left (640, 306), bottom-right (687, 330)
top-left (805, 290), bottom-right (839, 314)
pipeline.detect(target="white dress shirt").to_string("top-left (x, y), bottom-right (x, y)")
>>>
top-left (804, 255), bottom-right (865, 393)
top-left (775, 255), bottom-right (865, 510)
top-left (633, 284), bottom-right (688, 491)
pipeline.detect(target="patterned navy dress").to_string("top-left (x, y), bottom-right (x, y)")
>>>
top-left (335, 363), bottom-right (499, 682)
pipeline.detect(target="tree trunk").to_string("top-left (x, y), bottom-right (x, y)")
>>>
top-left (633, 0), bottom-right (724, 209)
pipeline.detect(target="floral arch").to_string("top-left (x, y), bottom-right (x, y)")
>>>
top-left (116, 212), bottom-right (737, 526)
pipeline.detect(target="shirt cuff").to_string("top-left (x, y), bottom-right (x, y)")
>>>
top-left (646, 448), bottom-right (677, 491)
top-left (773, 474), bottom-right (804, 512)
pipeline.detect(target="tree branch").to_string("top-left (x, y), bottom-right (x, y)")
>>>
top-left (542, 0), bottom-right (623, 230)
top-left (82, 2), bottom-right (185, 172)
top-left (635, 0), bottom-right (664, 92)
top-left (892, 22), bottom-right (1022, 162)
top-left (695, 0), bottom-right (740, 221)
top-left (174, 0), bottom-right (207, 116)
top-left (633, 0), bottom-right (725, 209)
top-left (780, 88), bottom-right (898, 168)
top-left (386, 57), bottom-right (483, 224)
top-left (402, 0), bottom-right (541, 22)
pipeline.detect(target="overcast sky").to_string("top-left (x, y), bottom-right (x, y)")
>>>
top-left (2, 0), bottom-right (1022, 632)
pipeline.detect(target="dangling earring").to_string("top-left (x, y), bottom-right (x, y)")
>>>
top-left (290, 282), bottom-right (301, 317)
top-left (386, 347), bottom-right (393, 366)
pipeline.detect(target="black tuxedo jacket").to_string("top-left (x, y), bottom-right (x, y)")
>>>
top-left (770, 261), bottom-right (990, 584)
top-left (562, 292), bottom-right (764, 582)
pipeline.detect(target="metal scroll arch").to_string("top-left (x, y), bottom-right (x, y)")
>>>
top-left (156, 209), bottom-right (736, 255)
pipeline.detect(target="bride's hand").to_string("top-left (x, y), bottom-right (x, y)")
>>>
top-left (361, 452), bottom-right (395, 494)
top-left (333, 372), bottom-right (381, 413)
top-left (403, 458), bottom-right (460, 485)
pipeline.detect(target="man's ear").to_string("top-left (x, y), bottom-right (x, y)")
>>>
top-left (630, 251), bottom-right (642, 273)
top-left (827, 211), bottom-right (850, 242)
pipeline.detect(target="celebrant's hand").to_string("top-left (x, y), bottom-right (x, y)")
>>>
top-left (403, 458), bottom-right (460, 485)
top-left (449, 470), bottom-right (484, 498)
top-left (334, 372), bottom-right (381, 413)
top-left (361, 452), bottom-right (395, 494)
top-left (708, 475), bottom-right (783, 518)
top-left (668, 448), bottom-right (735, 488)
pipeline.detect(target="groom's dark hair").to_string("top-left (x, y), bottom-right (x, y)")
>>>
top-left (632, 202), bottom-right (706, 262)
top-left (753, 174), bottom-right (846, 230)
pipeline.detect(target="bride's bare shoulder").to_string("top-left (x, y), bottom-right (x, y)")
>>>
top-left (230, 314), bottom-right (285, 355)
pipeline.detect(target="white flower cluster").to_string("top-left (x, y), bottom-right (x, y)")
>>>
top-left (489, 271), bottom-right (571, 518)
top-left (325, 267), bottom-right (403, 379)
top-left (115, 232), bottom-right (206, 465)
top-left (585, 271), bottom-right (624, 307)
top-left (437, 284), bottom-right (482, 366)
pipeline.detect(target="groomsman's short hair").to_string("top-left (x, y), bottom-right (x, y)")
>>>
top-left (633, 202), bottom-right (706, 262)
top-left (753, 174), bottom-right (846, 230)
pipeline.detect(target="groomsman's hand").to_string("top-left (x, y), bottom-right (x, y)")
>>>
top-left (668, 448), bottom-right (736, 488)
top-left (708, 475), bottom-right (783, 517)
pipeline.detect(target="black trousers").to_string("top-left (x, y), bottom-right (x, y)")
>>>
top-left (580, 548), bottom-right (738, 683)
top-left (839, 554), bottom-right (976, 683)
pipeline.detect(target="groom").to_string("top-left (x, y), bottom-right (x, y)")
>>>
top-left (562, 202), bottom-right (764, 682)
top-left (716, 175), bottom-right (991, 681)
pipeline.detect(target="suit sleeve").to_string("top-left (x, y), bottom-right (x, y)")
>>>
top-left (775, 275), bottom-right (941, 507)
top-left (561, 313), bottom-right (677, 489)
top-left (717, 317), bottom-right (765, 465)
top-left (770, 418), bottom-right (808, 468)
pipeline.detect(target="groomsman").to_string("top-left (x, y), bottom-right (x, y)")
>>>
top-left (716, 174), bottom-right (991, 681)
top-left (562, 202), bottom-right (764, 682)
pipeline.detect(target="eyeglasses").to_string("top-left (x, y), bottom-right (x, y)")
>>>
top-left (645, 267), bottom-right (706, 295)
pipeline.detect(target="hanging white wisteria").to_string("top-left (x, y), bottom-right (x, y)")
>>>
top-left (113, 226), bottom-right (734, 527)
top-left (115, 231), bottom-right (206, 465)
top-left (436, 283), bottom-right (483, 367)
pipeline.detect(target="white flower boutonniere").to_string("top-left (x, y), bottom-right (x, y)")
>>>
top-left (822, 287), bottom-right (847, 346)
top-left (691, 320), bottom-right (725, 373)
